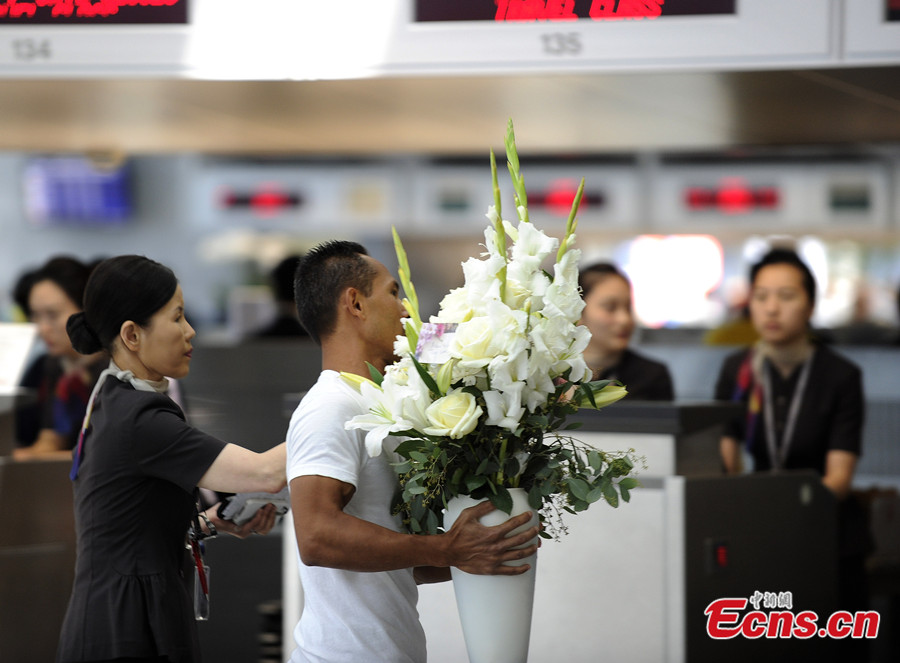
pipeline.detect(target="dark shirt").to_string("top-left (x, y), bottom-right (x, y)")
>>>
top-left (14, 353), bottom-right (46, 446)
top-left (714, 344), bottom-right (863, 475)
top-left (16, 354), bottom-right (105, 449)
top-left (57, 379), bottom-right (226, 663)
top-left (598, 349), bottom-right (674, 401)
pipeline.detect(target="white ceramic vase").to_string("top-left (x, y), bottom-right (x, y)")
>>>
top-left (443, 487), bottom-right (539, 663)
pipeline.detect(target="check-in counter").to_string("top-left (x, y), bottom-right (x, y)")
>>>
top-left (414, 401), bottom-right (838, 663)
top-left (0, 394), bottom-right (76, 663)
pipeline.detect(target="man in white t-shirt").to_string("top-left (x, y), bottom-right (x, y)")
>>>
top-left (287, 241), bottom-right (539, 663)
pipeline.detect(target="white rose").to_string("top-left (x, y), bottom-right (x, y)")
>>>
top-left (423, 389), bottom-right (483, 439)
top-left (450, 316), bottom-right (494, 368)
top-left (449, 303), bottom-right (526, 370)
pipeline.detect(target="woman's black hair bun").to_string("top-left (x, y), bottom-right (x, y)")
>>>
top-left (67, 311), bottom-right (104, 355)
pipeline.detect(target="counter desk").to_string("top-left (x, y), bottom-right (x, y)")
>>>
top-left (0, 393), bottom-right (76, 663)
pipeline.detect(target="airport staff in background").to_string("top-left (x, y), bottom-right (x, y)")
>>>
top-left (286, 240), bottom-right (539, 663)
top-left (254, 254), bottom-right (308, 339)
top-left (578, 262), bottom-right (674, 400)
top-left (714, 248), bottom-right (871, 621)
top-left (13, 256), bottom-right (107, 460)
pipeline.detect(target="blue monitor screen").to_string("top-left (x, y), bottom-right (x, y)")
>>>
top-left (23, 156), bottom-right (133, 227)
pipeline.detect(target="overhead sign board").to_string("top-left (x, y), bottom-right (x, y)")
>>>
top-left (415, 0), bottom-right (736, 23)
top-left (377, 0), bottom-right (835, 75)
top-left (0, 1), bottom-right (188, 24)
top-left (0, 1), bottom-right (898, 78)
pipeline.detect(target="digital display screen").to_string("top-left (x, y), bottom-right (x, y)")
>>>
top-left (0, 1), bottom-right (188, 24)
top-left (23, 156), bottom-right (133, 226)
top-left (416, 0), bottom-right (737, 23)
top-left (888, 0), bottom-right (900, 22)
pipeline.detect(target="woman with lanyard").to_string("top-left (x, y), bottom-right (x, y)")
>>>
top-left (714, 248), bottom-right (870, 623)
top-left (57, 255), bottom-right (286, 663)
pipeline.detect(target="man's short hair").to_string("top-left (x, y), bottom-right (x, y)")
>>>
top-left (294, 240), bottom-right (375, 345)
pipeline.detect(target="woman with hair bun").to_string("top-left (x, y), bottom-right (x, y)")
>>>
top-left (56, 255), bottom-right (286, 663)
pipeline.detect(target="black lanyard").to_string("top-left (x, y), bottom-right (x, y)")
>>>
top-left (761, 351), bottom-right (814, 470)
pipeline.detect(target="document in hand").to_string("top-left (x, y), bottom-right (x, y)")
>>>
top-left (218, 487), bottom-right (291, 525)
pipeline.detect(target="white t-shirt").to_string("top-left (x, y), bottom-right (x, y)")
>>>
top-left (286, 370), bottom-right (426, 663)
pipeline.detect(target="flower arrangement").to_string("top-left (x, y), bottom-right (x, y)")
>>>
top-left (344, 120), bottom-right (639, 538)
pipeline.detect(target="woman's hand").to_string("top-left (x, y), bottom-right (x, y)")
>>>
top-left (205, 502), bottom-right (278, 538)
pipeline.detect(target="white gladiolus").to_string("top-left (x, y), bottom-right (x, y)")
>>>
top-left (484, 382), bottom-right (526, 433)
top-left (432, 287), bottom-right (471, 324)
top-left (511, 222), bottom-right (558, 266)
top-left (460, 254), bottom-right (505, 314)
top-left (544, 248), bottom-right (585, 323)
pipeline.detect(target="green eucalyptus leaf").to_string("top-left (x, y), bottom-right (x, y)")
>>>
top-left (567, 478), bottom-right (591, 501)
top-left (528, 484), bottom-right (543, 510)
top-left (466, 475), bottom-right (486, 492)
top-left (425, 509), bottom-right (439, 534)
top-left (490, 486), bottom-right (513, 514)
top-left (450, 467), bottom-right (465, 486)
top-left (476, 458), bottom-right (490, 475)
top-left (586, 486), bottom-right (605, 504)
top-left (393, 439), bottom-right (423, 457)
top-left (602, 480), bottom-right (619, 508)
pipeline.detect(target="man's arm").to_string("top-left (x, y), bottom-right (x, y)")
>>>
top-left (290, 475), bottom-right (538, 576)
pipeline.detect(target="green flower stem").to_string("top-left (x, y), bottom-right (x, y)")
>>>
top-left (557, 177), bottom-right (584, 263)
top-left (490, 148), bottom-right (508, 304)
top-left (392, 226), bottom-right (422, 353)
top-left (495, 435), bottom-right (509, 486)
top-left (490, 148), bottom-right (503, 224)
top-left (505, 119), bottom-right (530, 225)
